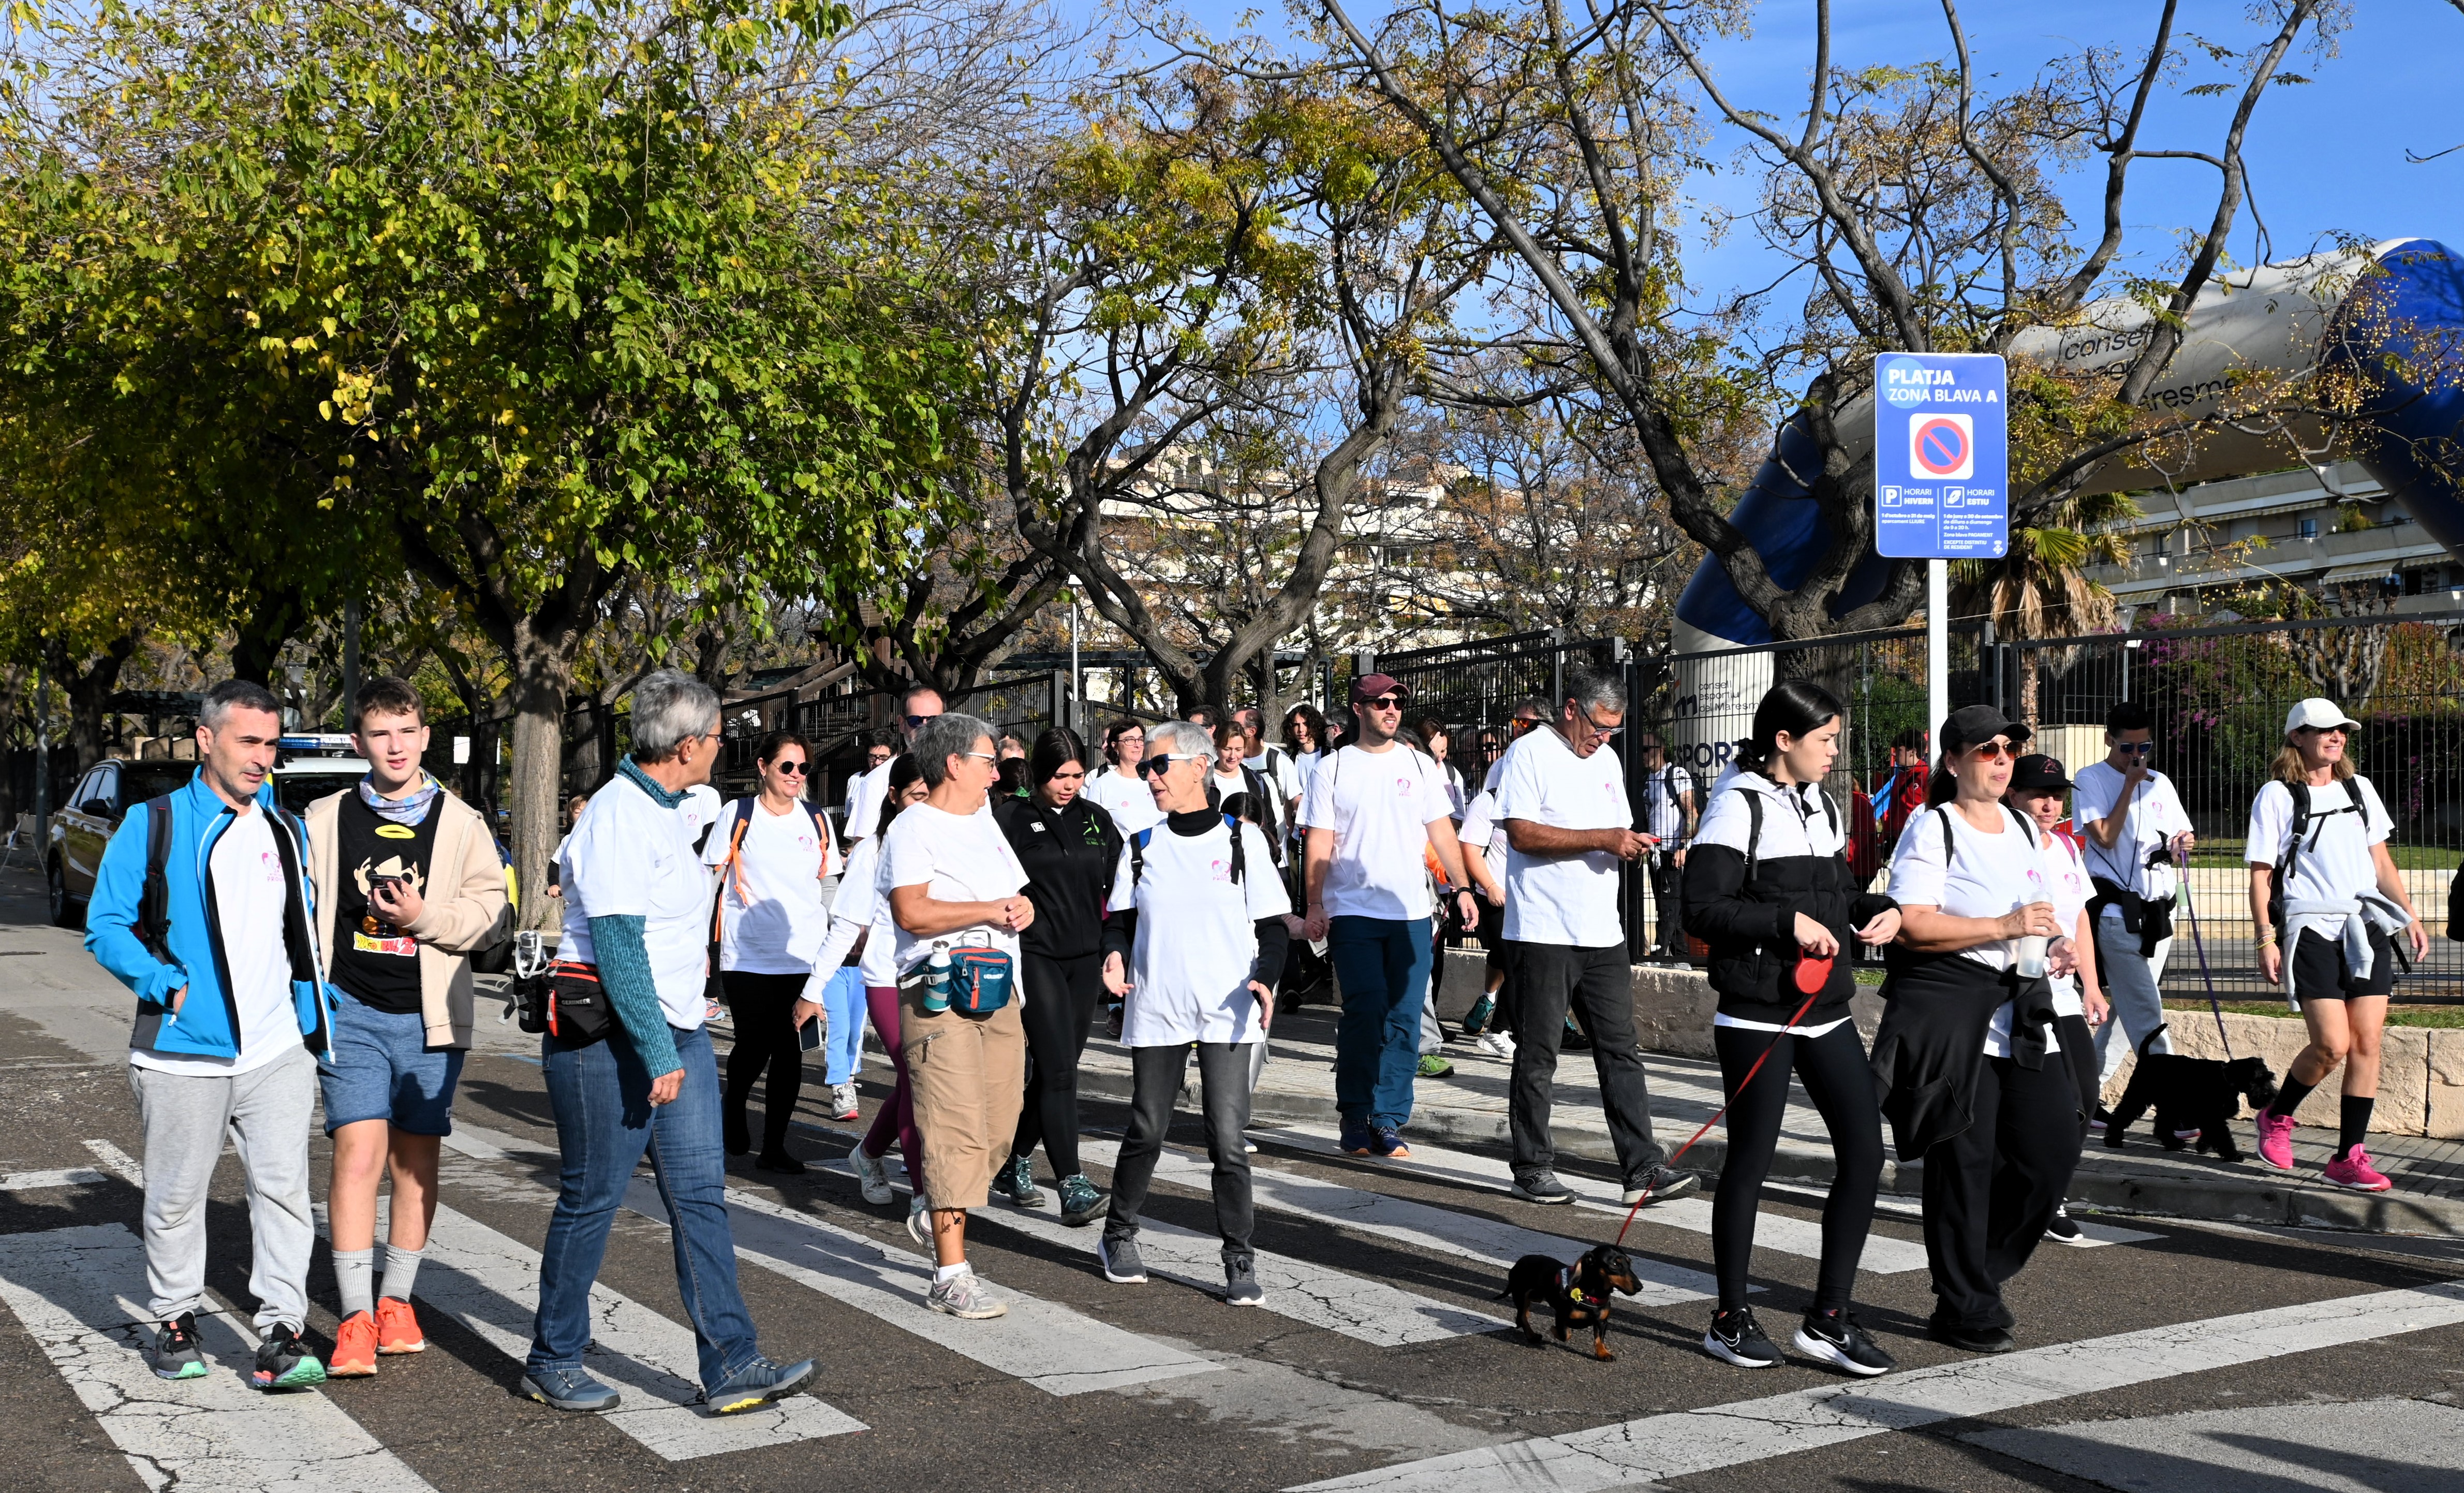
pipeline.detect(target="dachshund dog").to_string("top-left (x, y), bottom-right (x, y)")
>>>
top-left (2104, 1025), bottom-right (2279, 1164)
top-left (1500, 1245), bottom-right (1642, 1361)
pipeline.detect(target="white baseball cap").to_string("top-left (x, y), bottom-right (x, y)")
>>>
top-left (2284, 698), bottom-right (2362, 734)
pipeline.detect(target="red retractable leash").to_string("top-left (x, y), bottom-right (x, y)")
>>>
top-left (1612, 957), bottom-right (1832, 1248)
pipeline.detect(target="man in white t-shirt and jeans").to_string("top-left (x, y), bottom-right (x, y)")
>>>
top-left (1496, 669), bottom-right (1698, 1207)
top-left (2072, 700), bottom-right (2195, 1106)
top-left (1300, 674), bottom-right (1479, 1159)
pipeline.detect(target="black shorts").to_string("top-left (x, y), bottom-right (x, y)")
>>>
top-left (1478, 896), bottom-right (1509, 972)
top-left (2291, 925), bottom-right (2396, 1003)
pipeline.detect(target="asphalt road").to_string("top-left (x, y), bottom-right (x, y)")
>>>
top-left (3, 868), bottom-right (2462, 1493)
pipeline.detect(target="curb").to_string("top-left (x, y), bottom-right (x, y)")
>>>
top-left (1075, 1066), bottom-right (2464, 1238)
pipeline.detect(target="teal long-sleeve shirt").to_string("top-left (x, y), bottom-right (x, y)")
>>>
top-left (587, 913), bottom-right (682, 1076)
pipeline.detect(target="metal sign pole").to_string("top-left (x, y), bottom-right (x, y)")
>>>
top-left (1928, 561), bottom-right (1948, 765)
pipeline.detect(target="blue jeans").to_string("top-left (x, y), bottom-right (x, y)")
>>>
top-left (527, 1022), bottom-right (761, 1392)
top-left (1329, 916), bottom-right (1433, 1129)
top-left (818, 967), bottom-right (867, 1087)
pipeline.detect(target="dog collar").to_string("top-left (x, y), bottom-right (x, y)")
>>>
top-left (1559, 1264), bottom-right (1587, 1303)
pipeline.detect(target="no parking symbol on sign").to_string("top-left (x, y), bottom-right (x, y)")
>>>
top-left (1874, 353), bottom-right (2006, 559)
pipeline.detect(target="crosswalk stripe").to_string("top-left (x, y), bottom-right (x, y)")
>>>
top-left (443, 1123), bottom-right (1217, 1397)
top-left (1257, 1123), bottom-right (1936, 1275)
top-left (83, 1138), bottom-right (145, 1185)
top-left (0, 1222), bottom-right (440, 1492)
top-left (862, 1149), bottom-right (1514, 1348)
top-left (1765, 1180), bottom-right (2163, 1249)
top-left (1074, 1135), bottom-right (1722, 1305)
top-left (0, 1167), bottom-right (108, 1191)
top-left (1285, 1277), bottom-right (2464, 1491)
top-left (371, 1202), bottom-right (864, 1458)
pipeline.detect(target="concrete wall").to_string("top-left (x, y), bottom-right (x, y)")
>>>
top-left (1438, 947), bottom-right (2464, 1139)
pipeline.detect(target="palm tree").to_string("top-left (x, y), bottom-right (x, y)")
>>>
top-left (1949, 489), bottom-right (2138, 726)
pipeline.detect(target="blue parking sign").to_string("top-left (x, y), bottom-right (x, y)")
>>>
top-left (1872, 353), bottom-right (2009, 559)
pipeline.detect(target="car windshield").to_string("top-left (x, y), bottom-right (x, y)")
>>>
top-left (120, 762), bottom-right (196, 807)
top-left (273, 771), bottom-right (361, 818)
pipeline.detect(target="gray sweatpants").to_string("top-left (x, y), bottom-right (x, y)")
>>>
top-left (128, 1047), bottom-right (318, 1331)
top-left (2093, 919), bottom-right (2175, 1089)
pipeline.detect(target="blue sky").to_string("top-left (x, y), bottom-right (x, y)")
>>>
top-left (1153, 0), bottom-right (2464, 312)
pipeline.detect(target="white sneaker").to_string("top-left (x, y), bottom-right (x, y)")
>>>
top-left (1477, 1030), bottom-right (1516, 1059)
top-left (848, 1144), bottom-right (893, 1206)
top-left (906, 1195), bottom-right (932, 1247)
top-left (830, 1082), bottom-right (861, 1121)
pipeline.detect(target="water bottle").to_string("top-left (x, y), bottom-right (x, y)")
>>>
top-left (2015, 869), bottom-right (2048, 978)
top-left (923, 945), bottom-right (953, 1015)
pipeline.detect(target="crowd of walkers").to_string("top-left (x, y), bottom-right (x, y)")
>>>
top-left (76, 655), bottom-right (2423, 1404)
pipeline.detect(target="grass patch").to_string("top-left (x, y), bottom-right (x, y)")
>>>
top-left (2163, 999), bottom-right (2464, 1028)
top-left (2182, 838), bottom-right (2459, 872)
top-left (1854, 967), bottom-right (1886, 986)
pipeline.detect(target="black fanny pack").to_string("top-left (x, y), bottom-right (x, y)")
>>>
top-left (544, 960), bottom-right (615, 1046)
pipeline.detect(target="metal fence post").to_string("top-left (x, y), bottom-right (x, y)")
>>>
top-left (1550, 627), bottom-right (1566, 706)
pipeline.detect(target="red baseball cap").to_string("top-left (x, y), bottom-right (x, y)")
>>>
top-left (1350, 674), bottom-right (1410, 706)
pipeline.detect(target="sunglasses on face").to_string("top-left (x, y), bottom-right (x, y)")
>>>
top-left (771, 759), bottom-right (808, 775)
top-left (2116, 741), bottom-right (2154, 756)
top-left (1137, 753), bottom-right (1194, 778)
top-left (905, 713), bottom-right (936, 729)
top-left (1966, 740), bottom-right (2017, 762)
top-left (1510, 718), bottom-right (1541, 735)
top-left (2297, 725), bottom-right (2349, 738)
top-left (1362, 696), bottom-right (1404, 711)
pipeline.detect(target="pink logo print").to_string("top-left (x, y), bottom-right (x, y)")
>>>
top-left (1396, 778), bottom-right (1412, 795)
top-left (262, 853), bottom-right (282, 882)
top-left (1211, 859), bottom-right (1230, 882)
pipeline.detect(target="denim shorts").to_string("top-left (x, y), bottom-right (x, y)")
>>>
top-left (317, 986), bottom-right (466, 1135)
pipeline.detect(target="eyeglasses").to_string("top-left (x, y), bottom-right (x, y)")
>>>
top-left (962, 750), bottom-right (997, 764)
top-left (1966, 740), bottom-right (2017, 762)
top-left (1579, 711), bottom-right (1622, 740)
top-left (1137, 753), bottom-right (1194, 777)
top-left (771, 759), bottom-right (808, 775)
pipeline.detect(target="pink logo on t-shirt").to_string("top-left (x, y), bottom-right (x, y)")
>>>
top-left (1396, 778), bottom-right (1412, 795)
top-left (261, 853), bottom-right (281, 883)
top-left (1211, 859), bottom-right (1230, 882)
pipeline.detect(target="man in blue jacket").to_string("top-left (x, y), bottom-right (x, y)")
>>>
top-left (85, 679), bottom-right (333, 1389)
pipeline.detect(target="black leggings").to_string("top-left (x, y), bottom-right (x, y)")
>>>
top-left (722, 970), bottom-right (808, 1152)
top-left (1009, 950), bottom-right (1106, 1178)
top-left (1710, 1019), bottom-right (1883, 1313)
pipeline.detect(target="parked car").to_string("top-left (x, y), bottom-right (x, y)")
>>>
top-left (45, 758), bottom-right (204, 929)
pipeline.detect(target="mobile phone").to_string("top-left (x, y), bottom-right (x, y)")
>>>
top-left (370, 874), bottom-right (404, 897)
top-left (798, 1018), bottom-right (823, 1053)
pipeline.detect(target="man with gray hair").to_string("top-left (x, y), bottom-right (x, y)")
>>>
top-left (1495, 668), bottom-right (1696, 1208)
top-left (524, 669), bottom-right (816, 1414)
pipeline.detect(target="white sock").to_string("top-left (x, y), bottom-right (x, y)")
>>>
top-left (933, 1262), bottom-right (972, 1284)
top-left (333, 1248), bottom-right (376, 1319)
top-left (380, 1242), bottom-right (424, 1302)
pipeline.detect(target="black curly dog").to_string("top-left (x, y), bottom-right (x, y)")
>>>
top-left (1500, 1245), bottom-right (1642, 1361)
top-left (2104, 1024), bottom-right (2278, 1163)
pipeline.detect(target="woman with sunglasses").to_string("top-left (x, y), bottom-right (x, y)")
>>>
top-left (813, 757), bottom-right (933, 1232)
top-left (1685, 682), bottom-right (1900, 1374)
top-left (986, 728), bottom-right (1122, 1224)
top-left (701, 730), bottom-right (839, 1174)
top-left (1873, 705), bottom-right (2078, 1354)
top-left (2247, 698), bottom-right (2426, 1189)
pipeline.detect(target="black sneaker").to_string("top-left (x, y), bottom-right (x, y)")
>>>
top-left (2043, 1204), bottom-right (2089, 1246)
top-left (1927, 1312), bottom-right (2016, 1354)
top-left (151, 1313), bottom-right (206, 1380)
top-left (1510, 1171), bottom-right (1576, 1205)
top-left (1621, 1164), bottom-right (1701, 1206)
top-left (1703, 1307), bottom-right (1780, 1368)
top-left (2088, 1104), bottom-right (2113, 1133)
top-left (1098, 1233), bottom-right (1148, 1284)
top-left (1559, 1018), bottom-right (1593, 1052)
top-left (1223, 1252), bottom-right (1264, 1306)
top-left (249, 1322), bottom-right (326, 1390)
top-left (1793, 1308), bottom-right (1894, 1377)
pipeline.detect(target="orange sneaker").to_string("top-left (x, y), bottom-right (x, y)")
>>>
top-left (375, 1296), bottom-right (426, 1355)
top-left (329, 1310), bottom-right (379, 1377)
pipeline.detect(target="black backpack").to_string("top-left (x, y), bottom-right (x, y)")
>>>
top-left (137, 794), bottom-right (176, 961)
top-left (2267, 780), bottom-right (2362, 933)
top-left (1127, 813), bottom-right (1247, 890)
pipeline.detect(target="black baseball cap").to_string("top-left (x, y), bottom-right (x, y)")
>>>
top-left (2010, 753), bottom-right (2071, 792)
top-left (1939, 704), bottom-right (2031, 756)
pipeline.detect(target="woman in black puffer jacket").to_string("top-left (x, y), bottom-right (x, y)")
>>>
top-left (1683, 681), bottom-right (1901, 1377)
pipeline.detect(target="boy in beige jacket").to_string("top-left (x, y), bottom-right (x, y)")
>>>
top-left (305, 676), bottom-right (510, 1375)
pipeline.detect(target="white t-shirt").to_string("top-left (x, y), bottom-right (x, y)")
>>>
top-left (877, 801), bottom-right (1030, 973)
top-left (1459, 788), bottom-right (1509, 860)
top-left (1244, 748), bottom-right (1303, 808)
top-left (2040, 829), bottom-right (2091, 1018)
top-left (1111, 818), bottom-right (1291, 1045)
top-left (1496, 726), bottom-right (1632, 948)
top-left (1887, 804), bottom-right (2059, 1057)
top-left (1640, 763), bottom-right (1697, 844)
top-left (701, 798), bottom-right (840, 974)
top-left (559, 774), bottom-right (715, 1030)
top-left (132, 808), bottom-right (303, 1077)
top-left (1298, 743), bottom-right (1454, 920)
top-left (816, 835), bottom-right (901, 987)
top-left (2247, 777), bottom-right (2392, 928)
top-left (845, 758), bottom-right (894, 842)
top-left (1086, 765), bottom-right (1163, 838)
top-left (2072, 761), bottom-right (2192, 916)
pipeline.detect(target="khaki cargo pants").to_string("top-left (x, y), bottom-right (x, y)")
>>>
top-left (901, 990), bottom-right (1027, 1210)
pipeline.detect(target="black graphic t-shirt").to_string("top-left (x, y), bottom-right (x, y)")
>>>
top-left (330, 792), bottom-right (441, 1015)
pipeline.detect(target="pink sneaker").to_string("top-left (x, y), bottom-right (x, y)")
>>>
top-left (2253, 1109), bottom-right (2296, 1172)
top-left (2322, 1146), bottom-right (2392, 1193)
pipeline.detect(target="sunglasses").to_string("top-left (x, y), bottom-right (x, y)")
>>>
top-left (1361, 695), bottom-right (1404, 711)
top-left (770, 759), bottom-right (808, 775)
top-left (2116, 741), bottom-right (2155, 756)
top-left (1965, 740), bottom-right (2017, 762)
top-left (1509, 717), bottom-right (1542, 735)
top-left (2295, 724), bottom-right (2350, 737)
top-left (905, 713), bottom-right (937, 729)
top-left (1137, 753), bottom-right (1195, 777)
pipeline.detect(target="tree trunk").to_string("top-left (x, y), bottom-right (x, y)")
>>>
top-left (504, 625), bottom-right (574, 933)
top-left (45, 633), bottom-right (140, 773)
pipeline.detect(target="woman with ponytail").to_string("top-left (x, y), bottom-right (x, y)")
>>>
top-left (1684, 681), bottom-right (1901, 1375)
